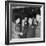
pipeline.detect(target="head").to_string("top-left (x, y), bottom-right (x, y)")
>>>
top-left (36, 14), bottom-right (41, 23)
top-left (34, 18), bottom-right (37, 25)
top-left (15, 18), bottom-right (20, 24)
top-left (24, 17), bottom-right (27, 21)
top-left (28, 18), bottom-right (32, 25)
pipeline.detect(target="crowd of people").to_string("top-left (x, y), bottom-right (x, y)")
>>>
top-left (12, 14), bottom-right (41, 39)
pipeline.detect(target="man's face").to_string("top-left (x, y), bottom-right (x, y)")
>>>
top-left (24, 17), bottom-right (27, 21)
top-left (28, 18), bottom-right (32, 25)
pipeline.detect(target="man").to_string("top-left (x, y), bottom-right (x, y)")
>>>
top-left (35, 14), bottom-right (41, 37)
top-left (27, 18), bottom-right (37, 38)
top-left (20, 17), bottom-right (28, 38)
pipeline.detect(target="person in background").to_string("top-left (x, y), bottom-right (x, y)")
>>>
top-left (27, 18), bottom-right (34, 38)
top-left (19, 18), bottom-right (25, 38)
top-left (21, 17), bottom-right (28, 38)
top-left (12, 18), bottom-right (23, 39)
top-left (35, 14), bottom-right (41, 37)
top-left (22, 19), bottom-right (25, 31)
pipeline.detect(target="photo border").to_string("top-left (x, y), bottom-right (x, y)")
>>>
top-left (5, 1), bottom-right (45, 45)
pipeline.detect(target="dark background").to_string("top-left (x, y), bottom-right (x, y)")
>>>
top-left (12, 7), bottom-right (40, 22)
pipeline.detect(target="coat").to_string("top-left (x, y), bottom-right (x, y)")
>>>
top-left (35, 22), bottom-right (41, 37)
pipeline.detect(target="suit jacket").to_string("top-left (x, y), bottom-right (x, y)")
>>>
top-left (35, 22), bottom-right (41, 37)
top-left (27, 24), bottom-right (36, 38)
top-left (20, 25), bottom-right (28, 38)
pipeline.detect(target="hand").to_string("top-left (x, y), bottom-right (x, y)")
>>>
top-left (20, 32), bottom-right (23, 35)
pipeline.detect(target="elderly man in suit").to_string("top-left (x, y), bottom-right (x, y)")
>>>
top-left (27, 18), bottom-right (37, 38)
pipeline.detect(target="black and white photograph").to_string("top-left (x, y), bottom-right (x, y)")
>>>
top-left (5, 1), bottom-right (45, 45)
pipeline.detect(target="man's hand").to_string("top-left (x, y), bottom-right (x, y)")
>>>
top-left (20, 32), bottom-right (23, 35)
top-left (13, 31), bottom-right (23, 35)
